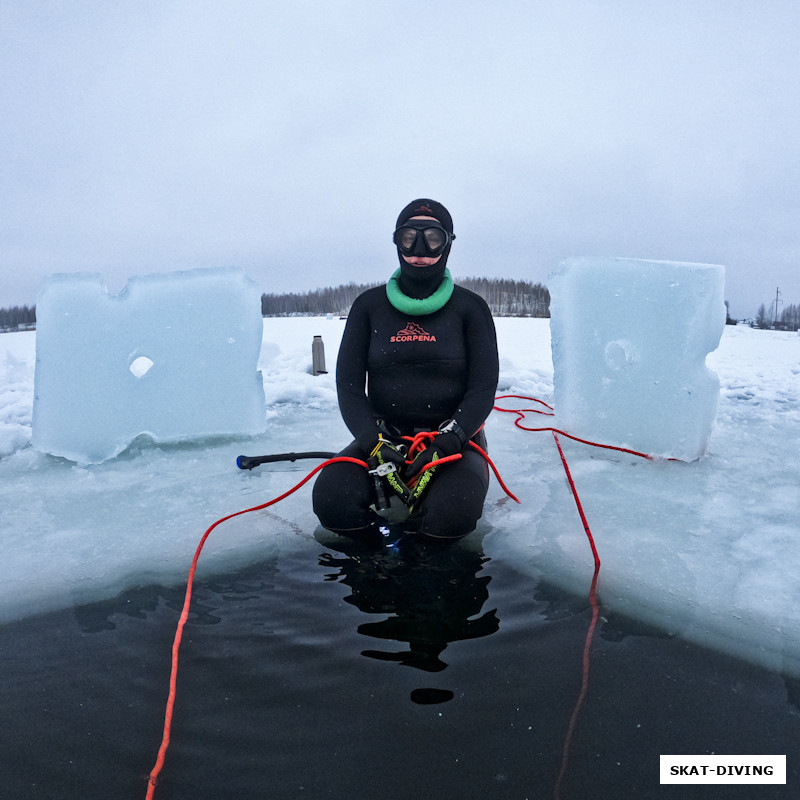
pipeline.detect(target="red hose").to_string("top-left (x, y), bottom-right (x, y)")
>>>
top-left (495, 397), bottom-right (653, 798)
top-left (145, 442), bottom-right (517, 796)
top-left (145, 397), bottom-right (632, 797)
top-left (550, 431), bottom-right (602, 800)
top-left (145, 455), bottom-right (367, 798)
top-left (469, 439), bottom-right (520, 504)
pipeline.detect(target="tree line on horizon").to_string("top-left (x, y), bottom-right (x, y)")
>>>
top-left (754, 302), bottom-right (800, 331)
top-left (0, 304), bottom-right (36, 332)
top-left (260, 276), bottom-right (551, 317)
top-left (5, 287), bottom-right (798, 331)
top-left (1, 279), bottom-right (549, 333)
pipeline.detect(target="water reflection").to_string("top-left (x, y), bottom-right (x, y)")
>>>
top-left (71, 561), bottom-right (280, 633)
top-left (316, 529), bottom-right (499, 696)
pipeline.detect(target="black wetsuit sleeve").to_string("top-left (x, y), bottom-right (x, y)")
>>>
top-left (452, 296), bottom-right (499, 439)
top-left (336, 292), bottom-right (380, 447)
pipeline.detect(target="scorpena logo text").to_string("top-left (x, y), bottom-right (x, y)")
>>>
top-left (391, 322), bottom-right (437, 343)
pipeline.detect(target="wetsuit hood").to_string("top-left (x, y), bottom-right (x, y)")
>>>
top-left (394, 198), bottom-right (454, 299)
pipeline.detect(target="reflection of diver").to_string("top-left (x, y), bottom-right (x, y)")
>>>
top-left (317, 530), bottom-right (499, 673)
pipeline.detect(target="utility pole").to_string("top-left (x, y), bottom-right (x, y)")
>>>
top-left (773, 286), bottom-right (782, 328)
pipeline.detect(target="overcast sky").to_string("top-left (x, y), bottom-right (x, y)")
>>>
top-left (2, 1), bottom-right (798, 318)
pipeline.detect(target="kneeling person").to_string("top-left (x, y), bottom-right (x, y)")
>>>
top-left (312, 198), bottom-right (499, 541)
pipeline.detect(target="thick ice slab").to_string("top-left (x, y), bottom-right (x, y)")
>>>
top-left (549, 257), bottom-right (726, 461)
top-left (32, 267), bottom-right (266, 463)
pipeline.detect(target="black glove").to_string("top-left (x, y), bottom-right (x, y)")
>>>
top-left (368, 436), bottom-right (406, 469)
top-left (404, 430), bottom-right (463, 480)
top-left (367, 436), bottom-right (411, 505)
top-left (403, 428), bottom-right (465, 512)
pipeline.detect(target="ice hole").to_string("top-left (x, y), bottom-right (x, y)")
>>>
top-left (605, 340), bottom-right (634, 371)
top-left (129, 355), bottom-right (154, 378)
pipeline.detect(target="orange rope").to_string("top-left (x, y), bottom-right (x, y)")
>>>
top-left (469, 439), bottom-right (520, 504)
top-left (494, 397), bottom-right (664, 797)
top-left (145, 455), bottom-right (367, 798)
top-left (553, 566), bottom-right (601, 800)
top-left (145, 395), bottom-right (666, 797)
top-left (145, 440), bottom-right (518, 797)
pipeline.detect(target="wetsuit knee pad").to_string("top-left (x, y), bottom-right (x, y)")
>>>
top-left (312, 455), bottom-right (376, 531)
top-left (415, 459), bottom-right (489, 540)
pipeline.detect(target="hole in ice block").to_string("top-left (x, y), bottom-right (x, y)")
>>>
top-left (604, 340), bottom-right (635, 371)
top-left (129, 355), bottom-right (154, 378)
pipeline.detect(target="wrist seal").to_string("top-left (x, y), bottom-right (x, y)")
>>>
top-left (438, 418), bottom-right (468, 447)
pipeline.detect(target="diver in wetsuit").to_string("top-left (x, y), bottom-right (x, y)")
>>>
top-left (312, 198), bottom-right (499, 541)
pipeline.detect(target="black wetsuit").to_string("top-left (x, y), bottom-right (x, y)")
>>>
top-left (312, 282), bottom-right (499, 540)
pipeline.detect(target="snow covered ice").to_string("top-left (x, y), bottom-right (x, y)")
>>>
top-left (32, 268), bottom-right (266, 464)
top-left (549, 257), bottom-right (726, 461)
top-left (2, 313), bottom-right (800, 681)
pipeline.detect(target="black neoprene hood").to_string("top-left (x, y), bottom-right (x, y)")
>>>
top-left (394, 198), bottom-right (455, 298)
top-left (395, 198), bottom-right (454, 233)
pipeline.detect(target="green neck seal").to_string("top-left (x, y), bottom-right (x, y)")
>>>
top-left (386, 268), bottom-right (454, 316)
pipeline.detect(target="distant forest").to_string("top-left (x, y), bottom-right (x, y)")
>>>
top-left (8, 284), bottom-right (798, 330)
top-left (0, 304), bottom-right (36, 332)
top-left (261, 277), bottom-right (551, 317)
top-left (0, 280), bottom-right (548, 333)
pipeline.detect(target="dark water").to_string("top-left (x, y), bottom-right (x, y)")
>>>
top-left (1, 529), bottom-right (797, 800)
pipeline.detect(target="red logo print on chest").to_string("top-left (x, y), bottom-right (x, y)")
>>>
top-left (390, 322), bottom-right (437, 343)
